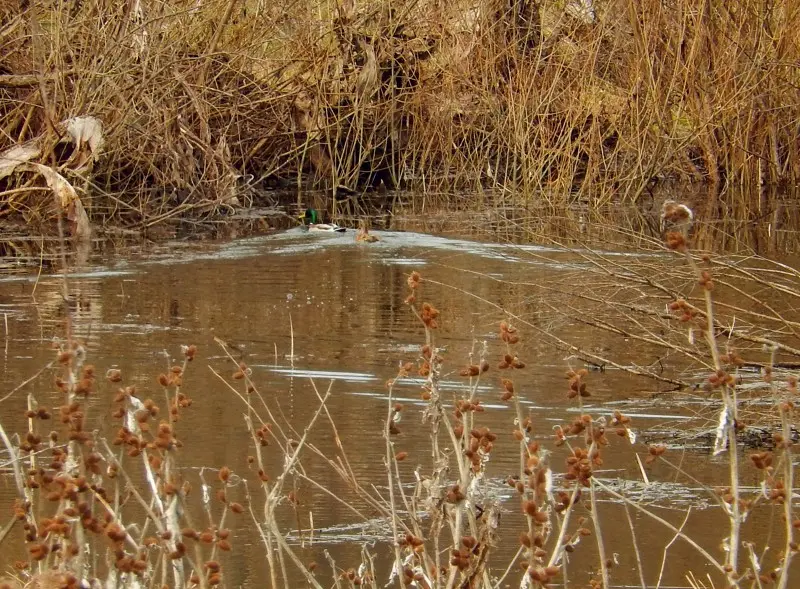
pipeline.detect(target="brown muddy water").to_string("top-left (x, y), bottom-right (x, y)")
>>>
top-left (0, 227), bottom-right (797, 588)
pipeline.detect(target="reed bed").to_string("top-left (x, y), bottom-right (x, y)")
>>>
top-left (1, 0), bottom-right (799, 238)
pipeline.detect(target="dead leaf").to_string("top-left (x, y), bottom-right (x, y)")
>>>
top-left (0, 141), bottom-right (41, 180)
top-left (31, 164), bottom-right (91, 241)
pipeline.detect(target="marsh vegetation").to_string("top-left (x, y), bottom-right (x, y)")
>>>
top-left (1, 1), bottom-right (800, 587)
top-left (1, 205), bottom-right (799, 588)
top-left (1, 0), bottom-right (799, 243)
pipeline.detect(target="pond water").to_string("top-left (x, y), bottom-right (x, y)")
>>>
top-left (0, 226), bottom-right (796, 588)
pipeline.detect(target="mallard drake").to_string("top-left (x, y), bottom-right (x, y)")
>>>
top-left (355, 219), bottom-right (379, 243)
top-left (299, 208), bottom-right (346, 232)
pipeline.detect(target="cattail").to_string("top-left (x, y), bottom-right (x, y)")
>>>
top-left (230, 502), bottom-right (244, 514)
top-left (218, 466), bottom-right (231, 482)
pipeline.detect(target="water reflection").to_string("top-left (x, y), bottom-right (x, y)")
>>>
top-left (0, 228), bottom-right (795, 587)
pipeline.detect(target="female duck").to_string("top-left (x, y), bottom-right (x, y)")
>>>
top-left (299, 208), bottom-right (346, 232)
top-left (355, 219), bottom-right (379, 242)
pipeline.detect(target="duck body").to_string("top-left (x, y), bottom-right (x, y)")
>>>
top-left (356, 219), bottom-right (379, 242)
top-left (356, 231), bottom-right (379, 243)
top-left (299, 208), bottom-right (346, 233)
top-left (307, 223), bottom-right (346, 233)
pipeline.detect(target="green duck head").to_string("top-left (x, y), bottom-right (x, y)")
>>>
top-left (299, 208), bottom-right (319, 225)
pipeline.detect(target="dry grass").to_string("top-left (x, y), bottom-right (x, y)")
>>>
top-left (1, 0), bottom-right (799, 234)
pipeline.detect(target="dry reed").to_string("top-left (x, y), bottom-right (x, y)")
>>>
top-left (1, 0), bottom-right (798, 239)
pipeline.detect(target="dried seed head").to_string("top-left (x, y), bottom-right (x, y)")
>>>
top-left (460, 364), bottom-right (480, 377)
top-left (217, 539), bottom-right (232, 551)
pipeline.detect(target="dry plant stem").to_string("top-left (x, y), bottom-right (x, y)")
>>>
top-left (98, 441), bottom-right (167, 533)
top-left (711, 278), bottom-right (800, 341)
top-left (509, 370), bottom-right (538, 569)
top-left (324, 549), bottom-right (344, 589)
top-left (411, 306), bottom-right (486, 587)
top-left (623, 503), bottom-right (647, 589)
top-left (658, 457), bottom-right (728, 511)
top-left (54, 205), bottom-right (89, 576)
top-left (246, 379), bottom-right (331, 587)
top-left (238, 402), bottom-right (282, 587)
top-left (776, 402), bottom-right (795, 589)
top-left (684, 249), bottom-right (741, 576)
top-left (655, 507), bottom-right (694, 589)
top-left (212, 337), bottom-right (294, 443)
top-left (384, 385), bottom-right (404, 587)
top-left (266, 515), bottom-right (322, 589)
top-left (241, 416), bottom-right (279, 589)
top-left (98, 439), bottom-right (203, 587)
top-left (588, 478), bottom-right (610, 589)
top-left (266, 384), bottom-right (331, 503)
top-left (0, 422), bottom-right (25, 546)
top-left (592, 478), bottom-right (727, 576)
top-left (0, 423), bottom-right (25, 496)
top-left (546, 425), bottom-right (594, 572)
top-left (426, 276), bottom-right (686, 387)
top-left (0, 362), bottom-right (54, 405)
top-left (493, 545), bottom-right (525, 588)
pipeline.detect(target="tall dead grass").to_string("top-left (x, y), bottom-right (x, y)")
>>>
top-left (0, 0), bottom-right (798, 230)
